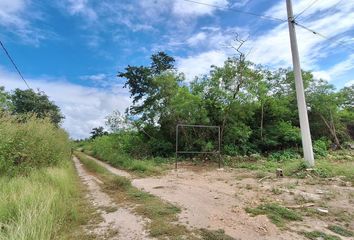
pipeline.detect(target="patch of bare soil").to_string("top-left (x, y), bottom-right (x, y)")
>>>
top-left (83, 156), bottom-right (354, 240)
top-left (73, 157), bottom-right (150, 240)
top-left (133, 167), bottom-right (302, 240)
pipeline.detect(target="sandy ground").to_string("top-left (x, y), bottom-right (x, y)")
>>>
top-left (73, 157), bottom-right (151, 240)
top-left (133, 167), bottom-right (302, 240)
top-left (79, 155), bottom-right (354, 240)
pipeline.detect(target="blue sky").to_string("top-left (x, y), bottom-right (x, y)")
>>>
top-left (0, 0), bottom-right (353, 139)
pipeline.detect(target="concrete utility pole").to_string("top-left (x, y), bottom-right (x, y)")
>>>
top-left (286, 0), bottom-right (315, 167)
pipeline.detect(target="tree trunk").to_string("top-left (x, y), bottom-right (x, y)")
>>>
top-left (319, 113), bottom-right (341, 149)
top-left (260, 102), bottom-right (264, 141)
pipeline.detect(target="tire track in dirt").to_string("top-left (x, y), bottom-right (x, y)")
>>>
top-left (79, 154), bottom-right (304, 239)
top-left (73, 156), bottom-right (151, 240)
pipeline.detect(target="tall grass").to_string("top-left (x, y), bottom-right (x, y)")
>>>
top-left (0, 113), bottom-right (71, 175)
top-left (0, 113), bottom-right (89, 239)
top-left (83, 135), bottom-right (166, 176)
top-left (0, 163), bottom-right (87, 240)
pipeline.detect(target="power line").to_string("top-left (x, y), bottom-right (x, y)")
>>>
top-left (294, 0), bottom-right (321, 19)
top-left (0, 40), bottom-right (31, 89)
top-left (180, 0), bottom-right (287, 23)
top-left (293, 21), bottom-right (354, 52)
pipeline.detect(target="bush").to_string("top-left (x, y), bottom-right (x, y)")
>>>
top-left (313, 139), bottom-right (328, 158)
top-left (87, 133), bottom-right (164, 176)
top-left (268, 149), bottom-right (301, 162)
top-left (0, 114), bottom-right (71, 175)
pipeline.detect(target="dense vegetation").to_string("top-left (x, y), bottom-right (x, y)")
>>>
top-left (0, 87), bottom-right (89, 239)
top-left (82, 52), bottom-right (353, 162)
top-left (0, 113), bottom-right (70, 175)
top-left (0, 163), bottom-right (88, 240)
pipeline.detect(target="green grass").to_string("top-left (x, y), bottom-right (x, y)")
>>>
top-left (0, 162), bottom-right (93, 240)
top-left (328, 225), bottom-right (353, 237)
top-left (200, 229), bottom-right (235, 240)
top-left (246, 203), bottom-right (302, 227)
top-left (226, 150), bottom-right (354, 183)
top-left (75, 152), bottom-right (197, 239)
top-left (75, 151), bottom-right (108, 175)
top-left (303, 231), bottom-right (341, 240)
top-left (77, 136), bottom-right (169, 177)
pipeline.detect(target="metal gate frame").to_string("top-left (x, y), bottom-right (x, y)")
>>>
top-left (175, 124), bottom-right (221, 169)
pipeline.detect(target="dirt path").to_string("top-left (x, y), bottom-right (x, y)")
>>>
top-left (133, 167), bottom-right (303, 240)
top-left (73, 156), bottom-right (150, 240)
top-left (79, 154), bottom-right (354, 240)
top-left (80, 155), bottom-right (301, 239)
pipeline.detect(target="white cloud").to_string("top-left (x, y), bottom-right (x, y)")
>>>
top-left (312, 71), bottom-right (331, 81)
top-left (0, 68), bottom-right (131, 139)
top-left (177, 50), bottom-right (227, 80)
top-left (327, 54), bottom-right (354, 78)
top-left (172, 0), bottom-right (229, 17)
top-left (63, 0), bottom-right (97, 21)
top-left (0, 0), bottom-right (50, 45)
top-left (187, 32), bottom-right (207, 46)
top-left (344, 80), bottom-right (354, 87)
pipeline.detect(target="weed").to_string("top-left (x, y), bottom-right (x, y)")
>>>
top-left (200, 229), bottom-right (235, 240)
top-left (271, 187), bottom-right (282, 195)
top-left (328, 225), bottom-right (353, 237)
top-left (303, 231), bottom-right (340, 240)
top-left (106, 176), bottom-right (131, 191)
top-left (246, 203), bottom-right (302, 227)
top-left (0, 163), bottom-right (94, 240)
top-left (0, 114), bottom-right (71, 176)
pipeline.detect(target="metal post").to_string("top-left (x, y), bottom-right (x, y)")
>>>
top-left (175, 125), bottom-right (178, 170)
top-left (286, 0), bottom-right (314, 167)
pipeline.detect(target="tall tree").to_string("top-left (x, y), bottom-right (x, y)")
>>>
top-left (118, 52), bottom-right (178, 124)
top-left (90, 127), bottom-right (108, 139)
top-left (10, 88), bottom-right (64, 126)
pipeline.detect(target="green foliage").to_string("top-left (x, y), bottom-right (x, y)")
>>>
top-left (10, 88), bottom-right (64, 126)
top-left (0, 114), bottom-right (71, 175)
top-left (83, 134), bottom-right (165, 176)
top-left (313, 139), bottom-right (328, 157)
top-left (0, 163), bottom-right (89, 240)
top-left (246, 203), bottom-right (302, 227)
top-left (109, 52), bottom-right (354, 160)
top-left (106, 176), bottom-right (132, 191)
top-left (0, 87), bottom-right (12, 111)
top-left (268, 149), bottom-right (301, 162)
top-left (90, 126), bottom-right (108, 139)
top-left (303, 231), bottom-right (340, 240)
top-left (328, 225), bottom-right (353, 237)
top-left (200, 229), bottom-right (235, 240)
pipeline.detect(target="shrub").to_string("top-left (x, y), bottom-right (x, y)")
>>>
top-left (268, 149), bottom-right (301, 162)
top-left (0, 114), bottom-right (71, 175)
top-left (313, 139), bottom-right (328, 158)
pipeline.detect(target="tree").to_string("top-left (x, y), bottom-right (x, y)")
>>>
top-left (118, 52), bottom-right (180, 124)
top-left (0, 86), bottom-right (12, 111)
top-left (307, 79), bottom-right (344, 148)
top-left (10, 88), bottom-right (64, 126)
top-left (90, 127), bottom-right (108, 139)
top-left (338, 85), bottom-right (354, 139)
top-left (105, 110), bottom-right (135, 132)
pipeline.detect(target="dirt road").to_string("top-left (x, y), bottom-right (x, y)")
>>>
top-left (73, 156), bottom-right (151, 240)
top-left (133, 167), bottom-right (302, 240)
top-left (78, 155), bottom-right (354, 240)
